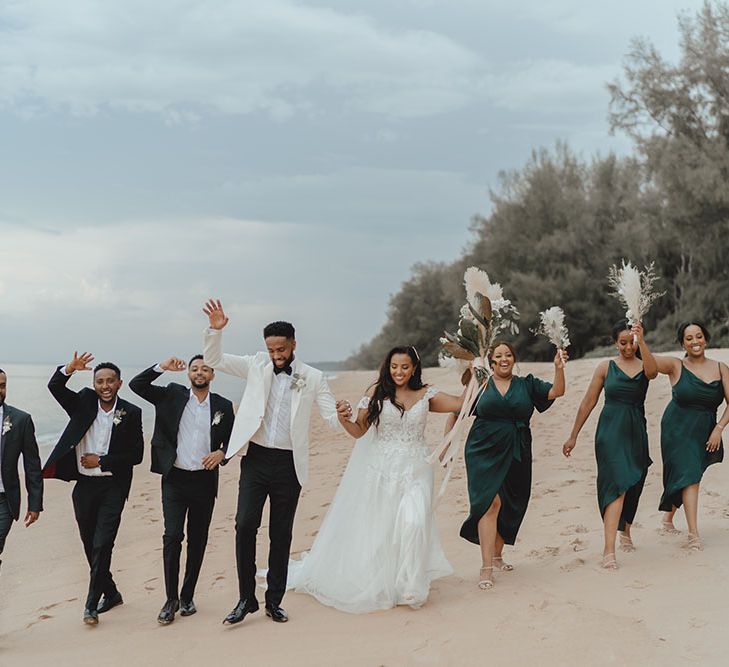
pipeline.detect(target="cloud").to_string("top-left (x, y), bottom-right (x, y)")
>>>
top-left (0, 217), bottom-right (470, 362)
top-left (485, 60), bottom-right (617, 115)
top-left (0, 0), bottom-right (483, 120)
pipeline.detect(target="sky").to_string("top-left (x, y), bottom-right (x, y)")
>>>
top-left (0, 0), bottom-right (701, 364)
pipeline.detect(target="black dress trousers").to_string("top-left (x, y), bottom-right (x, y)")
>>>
top-left (234, 443), bottom-right (301, 607)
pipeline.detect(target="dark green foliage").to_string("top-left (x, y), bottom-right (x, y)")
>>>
top-left (347, 2), bottom-right (729, 368)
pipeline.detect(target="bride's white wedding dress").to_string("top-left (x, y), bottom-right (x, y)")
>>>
top-left (287, 386), bottom-right (453, 613)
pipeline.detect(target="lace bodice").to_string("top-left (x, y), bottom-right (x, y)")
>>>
top-left (357, 386), bottom-right (439, 451)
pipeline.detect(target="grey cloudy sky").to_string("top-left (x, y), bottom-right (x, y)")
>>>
top-left (0, 0), bottom-right (698, 363)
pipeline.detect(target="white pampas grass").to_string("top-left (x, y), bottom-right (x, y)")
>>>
top-left (464, 266), bottom-right (504, 311)
top-left (608, 260), bottom-right (665, 325)
top-left (533, 306), bottom-right (570, 349)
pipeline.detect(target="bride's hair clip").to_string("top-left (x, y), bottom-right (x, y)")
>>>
top-left (410, 346), bottom-right (421, 363)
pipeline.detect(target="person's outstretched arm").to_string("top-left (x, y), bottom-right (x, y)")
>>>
top-left (202, 299), bottom-right (252, 378)
top-left (48, 351), bottom-right (95, 416)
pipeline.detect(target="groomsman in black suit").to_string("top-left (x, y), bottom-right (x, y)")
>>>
top-left (0, 368), bottom-right (43, 572)
top-left (130, 355), bottom-right (234, 625)
top-left (43, 352), bottom-right (143, 625)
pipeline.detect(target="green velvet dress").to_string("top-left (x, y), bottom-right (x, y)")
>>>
top-left (460, 374), bottom-right (553, 545)
top-left (595, 361), bottom-right (651, 530)
top-left (659, 365), bottom-right (724, 511)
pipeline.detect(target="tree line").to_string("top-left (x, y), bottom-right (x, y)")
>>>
top-left (346, 2), bottom-right (729, 369)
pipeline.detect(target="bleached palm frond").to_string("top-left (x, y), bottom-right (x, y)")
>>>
top-left (608, 260), bottom-right (665, 324)
top-left (532, 306), bottom-right (570, 349)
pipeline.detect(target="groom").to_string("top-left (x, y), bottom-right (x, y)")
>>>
top-left (202, 299), bottom-right (342, 624)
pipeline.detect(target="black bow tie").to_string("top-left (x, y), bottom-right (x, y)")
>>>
top-left (273, 365), bottom-right (293, 376)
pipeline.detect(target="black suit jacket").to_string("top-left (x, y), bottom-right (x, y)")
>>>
top-left (129, 366), bottom-right (234, 494)
top-left (0, 404), bottom-right (43, 520)
top-left (43, 367), bottom-right (144, 497)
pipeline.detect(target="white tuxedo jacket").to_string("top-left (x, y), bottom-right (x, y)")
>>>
top-left (203, 328), bottom-right (341, 485)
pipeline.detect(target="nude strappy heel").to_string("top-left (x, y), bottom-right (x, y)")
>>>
top-left (478, 566), bottom-right (494, 589)
top-left (687, 533), bottom-right (704, 551)
top-left (493, 556), bottom-right (514, 571)
top-left (618, 532), bottom-right (635, 552)
top-left (601, 553), bottom-right (619, 570)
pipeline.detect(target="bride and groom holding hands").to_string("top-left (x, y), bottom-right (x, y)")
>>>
top-left (201, 298), bottom-right (465, 622)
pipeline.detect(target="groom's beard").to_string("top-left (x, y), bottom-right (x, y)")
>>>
top-left (273, 353), bottom-right (295, 369)
top-left (190, 378), bottom-right (210, 389)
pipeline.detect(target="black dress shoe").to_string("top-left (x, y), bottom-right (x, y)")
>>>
top-left (97, 591), bottom-right (124, 614)
top-left (157, 599), bottom-right (180, 625)
top-left (83, 608), bottom-right (99, 626)
top-left (265, 605), bottom-right (289, 623)
top-left (180, 599), bottom-right (196, 617)
top-left (222, 598), bottom-right (259, 625)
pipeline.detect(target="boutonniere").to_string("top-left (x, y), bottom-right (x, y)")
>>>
top-left (113, 408), bottom-right (126, 426)
top-left (212, 410), bottom-right (224, 426)
top-left (2, 416), bottom-right (11, 435)
top-left (290, 373), bottom-right (307, 392)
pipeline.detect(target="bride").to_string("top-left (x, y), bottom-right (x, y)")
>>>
top-left (287, 346), bottom-right (464, 613)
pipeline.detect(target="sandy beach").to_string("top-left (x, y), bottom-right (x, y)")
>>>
top-left (2, 353), bottom-right (729, 666)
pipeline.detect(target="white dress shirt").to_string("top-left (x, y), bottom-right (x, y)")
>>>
top-left (0, 404), bottom-right (5, 492)
top-left (174, 389), bottom-right (212, 470)
top-left (76, 400), bottom-right (116, 477)
top-left (251, 370), bottom-right (294, 450)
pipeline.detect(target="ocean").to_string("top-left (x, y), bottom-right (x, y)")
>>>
top-left (1, 362), bottom-right (337, 463)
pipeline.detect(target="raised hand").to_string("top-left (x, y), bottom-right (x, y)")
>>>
top-left (66, 351), bottom-right (95, 374)
top-left (554, 349), bottom-right (569, 369)
top-left (631, 321), bottom-right (645, 345)
top-left (203, 298), bottom-right (229, 330)
top-left (160, 356), bottom-right (187, 372)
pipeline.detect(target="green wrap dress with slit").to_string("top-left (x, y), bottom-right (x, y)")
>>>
top-left (594, 361), bottom-right (652, 530)
top-left (460, 374), bottom-right (553, 545)
top-left (659, 364), bottom-right (724, 512)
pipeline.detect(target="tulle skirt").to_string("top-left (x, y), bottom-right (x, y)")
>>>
top-left (287, 433), bottom-right (452, 614)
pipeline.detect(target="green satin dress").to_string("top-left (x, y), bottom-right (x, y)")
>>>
top-left (659, 364), bottom-right (724, 511)
top-left (460, 374), bottom-right (553, 546)
top-left (595, 361), bottom-right (651, 530)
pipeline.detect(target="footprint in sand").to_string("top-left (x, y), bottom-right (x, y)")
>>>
top-left (25, 614), bottom-right (53, 629)
top-left (560, 524), bottom-right (589, 536)
top-left (626, 580), bottom-right (651, 590)
top-left (570, 538), bottom-right (588, 552)
top-left (560, 558), bottom-right (585, 572)
top-left (38, 602), bottom-right (61, 611)
top-left (528, 546), bottom-right (559, 559)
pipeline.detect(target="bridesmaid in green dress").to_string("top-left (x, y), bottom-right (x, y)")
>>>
top-left (641, 322), bottom-right (729, 550)
top-left (562, 320), bottom-right (657, 570)
top-left (460, 341), bottom-right (567, 590)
